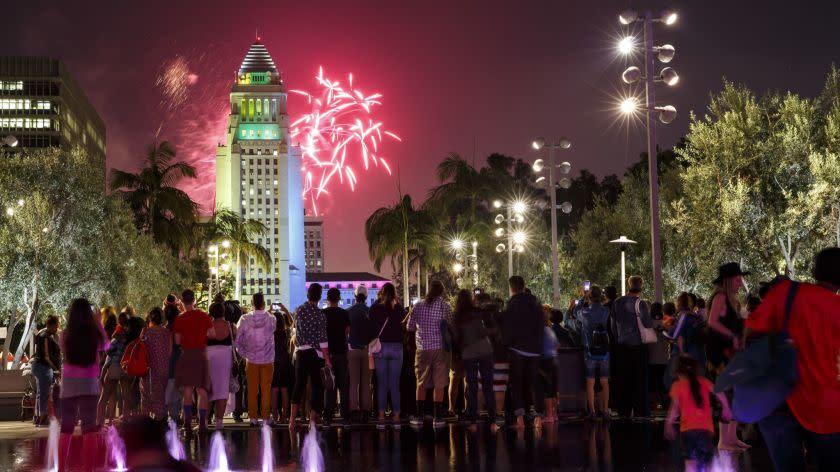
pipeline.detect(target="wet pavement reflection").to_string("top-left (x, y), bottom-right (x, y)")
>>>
top-left (7, 419), bottom-right (777, 471)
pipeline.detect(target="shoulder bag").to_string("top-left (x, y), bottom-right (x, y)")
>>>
top-left (635, 299), bottom-right (658, 344)
top-left (368, 314), bottom-right (389, 354)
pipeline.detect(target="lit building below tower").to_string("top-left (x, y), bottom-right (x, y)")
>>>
top-left (215, 40), bottom-right (305, 308)
top-left (305, 272), bottom-right (391, 308)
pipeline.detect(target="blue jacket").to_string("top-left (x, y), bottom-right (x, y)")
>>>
top-left (611, 295), bottom-right (653, 346)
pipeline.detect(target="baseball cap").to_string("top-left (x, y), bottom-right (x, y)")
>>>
top-left (355, 285), bottom-right (368, 297)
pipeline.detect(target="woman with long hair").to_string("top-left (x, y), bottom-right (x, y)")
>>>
top-left (369, 282), bottom-right (405, 429)
top-left (31, 316), bottom-right (60, 427)
top-left (59, 298), bottom-right (108, 471)
top-left (206, 302), bottom-right (233, 429)
top-left (140, 307), bottom-right (171, 419)
top-left (665, 356), bottom-right (732, 472)
top-left (453, 289), bottom-right (499, 432)
top-left (706, 262), bottom-right (749, 450)
top-left (101, 306), bottom-right (117, 339)
top-left (163, 297), bottom-right (182, 422)
top-left (271, 304), bottom-right (294, 424)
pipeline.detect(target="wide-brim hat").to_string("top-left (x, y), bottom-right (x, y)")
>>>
top-left (713, 262), bottom-right (751, 284)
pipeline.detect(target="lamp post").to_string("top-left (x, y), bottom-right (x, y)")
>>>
top-left (618, 8), bottom-right (679, 303)
top-left (1, 135), bottom-right (18, 148)
top-left (532, 137), bottom-right (572, 308)
top-left (493, 199), bottom-right (528, 279)
top-left (208, 240), bottom-right (231, 299)
top-left (609, 236), bottom-right (638, 296)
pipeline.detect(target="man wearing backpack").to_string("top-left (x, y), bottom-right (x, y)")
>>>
top-left (577, 285), bottom-right (612, 419)
top-left (746, 247), bottom-right (840, 471)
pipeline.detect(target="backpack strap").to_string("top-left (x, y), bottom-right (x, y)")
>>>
top-left (781, 281), bottom-right (800, 335)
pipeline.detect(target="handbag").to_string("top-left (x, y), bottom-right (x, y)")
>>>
top-left (635, 299), bottom-right (658, 344)
top-left (368, 315), bottom-right (389, 354)
top-left (715, 282), bottom-right (800, 424)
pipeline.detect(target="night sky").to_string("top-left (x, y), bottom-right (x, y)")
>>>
top-left (5, 0), bottom-right (840, 275)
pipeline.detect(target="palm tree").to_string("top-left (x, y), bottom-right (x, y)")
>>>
top-left (109, 141), bottom-right (199, 254)
top-left (205, 208), bottom-right (271, 301)
top-left (366, 194), bottom-right (433, 304)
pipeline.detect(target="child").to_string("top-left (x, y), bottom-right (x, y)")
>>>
top-left (665, 355), bottom-right (731, 472)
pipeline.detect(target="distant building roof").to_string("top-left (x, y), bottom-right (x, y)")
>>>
top-left (306, 272), bottom-right (390, 283)
top-left (238, 41), bottom-right (278, 75)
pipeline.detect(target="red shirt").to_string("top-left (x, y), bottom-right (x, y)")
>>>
top-left (746, 280), bottom-right (840, 434)
top-left (670, 377), bottom-right (715, 432)
top-left (173, 309), bottom-right (212, 349)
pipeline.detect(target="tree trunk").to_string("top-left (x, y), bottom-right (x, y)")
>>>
top-left (12, 289), bottom-right (39, 369)
top-left (235, 250), bottom-right (242, 301)
top-left (402, 232), bottom-right (410, 306)
top-left (1, 312), bottom-right (20, 370)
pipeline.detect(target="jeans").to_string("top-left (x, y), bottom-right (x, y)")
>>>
top-left (292, 349), bottom-right (325, 413)
top-left (348, 348), bottom-right (371, 412)
top-left (60, 395), bottom-right (98, 434)
top-left (246, 362), bottom-right (273, 420)
top-left (373, 342), bottom-right (403, 412)
top-left (463, 354), bottom-right (495, 422)
top-left (508, 350), bottom-right (539, 417)
top-left (32, 362), bottom-right (53, 417)
top-left (613, 343), bottom-right (650, 417)
top-left (324, 353), bottom-right (350, 419)
top-left (758, 409), bottom-right (840, 471)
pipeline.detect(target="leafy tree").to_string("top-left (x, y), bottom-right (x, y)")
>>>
top-left (204, 208), bottom-right (271, 301)
top-left (109, 141), bottom-right (199, 254)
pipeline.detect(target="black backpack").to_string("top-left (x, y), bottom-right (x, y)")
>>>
top-left (588, 323), bottom-right (610, 357)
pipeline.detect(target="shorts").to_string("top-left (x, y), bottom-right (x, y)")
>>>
top-left (415, 349), bottom-right (449, 389)
top-left (681, 429), bottom-right (715, 464)
top-left (585, 355), bottom-right (610, 379)
top-left (493, 363), bottom-right (510, 392)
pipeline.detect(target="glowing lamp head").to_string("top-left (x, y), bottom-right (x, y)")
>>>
top-left (559, 161), bottom-right (572, 175)
top-left (622, 66), bottom-right (642, 85)
top-left (535, 176), bottom-right (546, 185)
top-left (531, 137), bottom-right (546, 150)
top-left (512, 231), bottom-right (527, 245)
top-left (5, 207), bottom-right (13, 217)
top-left (558, 137), bottom-right (571, 149)
top-left (663, 11), bottom-right (678, 25)
top-left (451, 239), bottom-right (464, 251)
top-left (619, 9), bottom-right (638, 25)
top-left (210, 267), bottom-right (219, 275)
top-left (657, 44), bottom-right (675, 63)
top-left (512, 201), bottom-right (527, 215)
top-left (514, 214), bottom-right (525, 223)
top-left (2, 135), bottom-right (17, 147)
top-left (618, 37), bottom-right (635, 55)
top-left (495, 243), bottom-right (506, 253)
top-left (17, 199), bottom-right (24, 207)
top-left (515, 245), bottom-right (525, 253)
top-left (660, 67), bottom-right (679, 86)
top-left (494, 227), bottom-right (505, 238)
top-left (532, 159), bottom-right (545, 173)
top-left (492, 199), bottom-right (503, 209)
top-left (494, 214), bottom-right (505, 225)
top-left (620, 97), bottom-right (639, 115)
top-left (561, 201), bottom-right (573, 214)
top-left (452, 262), bottom-right (464, 274)
top-left (221, 240), bottom-right (231, 249)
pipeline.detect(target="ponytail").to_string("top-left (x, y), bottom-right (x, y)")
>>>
top-left (676, 355), bottom-right (704, 408)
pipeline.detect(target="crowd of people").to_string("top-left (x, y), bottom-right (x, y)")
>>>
top-left (23, 247), bottom-right (840, 471)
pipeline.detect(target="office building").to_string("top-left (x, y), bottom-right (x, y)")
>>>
top-left (304, 215), bottom-right (325, 272)
top-left (214, 40), bottom-right (305, 308)
top-left (0, 57), bottom-right (105, 158)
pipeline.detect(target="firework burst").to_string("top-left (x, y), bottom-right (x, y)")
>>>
top-left (155, 56), bottom-right (199, 113)
top-left (290, 67), bottom-right (401, 214)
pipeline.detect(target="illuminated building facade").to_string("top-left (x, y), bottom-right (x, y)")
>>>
top-left (215, 40), bottom-right (305, 308)
top-left (0, 57), bottom-right (105, 158)
top-left (304, 215), bottom-right (325, 272)
top-left (305, 272), bottom-right (391, 308)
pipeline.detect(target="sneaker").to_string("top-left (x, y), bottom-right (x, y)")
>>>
top-left (432, 416), bottom-right (446, 429)
top-left (409, 416), bottom-right (424, 427)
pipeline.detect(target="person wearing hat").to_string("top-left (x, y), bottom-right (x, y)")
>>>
top-left (347, 285), bottom-right (373, 424)
top-left (707, 262), bottom-right (750, 450)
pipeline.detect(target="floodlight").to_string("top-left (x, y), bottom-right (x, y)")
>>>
top-left (561, 202), bottom-right (573, 214)
top-left (657, 44), bottom-right (675, 63)
top-left (619, 9), bottom-right (638, 25)
top-left (657, 105), bottom-right (677, 124)
top-left (532, 159), bottom-right (545, 173)
top-left (495, 243), bottom-right (506, 253)
top-left (558, 178), bottom-right (572, 189)
top-left (494, 214), bottom-right (505, 225)
top-left (622, 66), bottom-right (642, 84)
top-left (532, 137), bottom-right (546, 150)
top-left (660, 67), bottom-right (679, 86)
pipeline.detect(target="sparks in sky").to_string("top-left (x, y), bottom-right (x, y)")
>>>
top-left (290, 67), bottom-right (401, 215)
top-left (155, 56), bottom-right (199, 113)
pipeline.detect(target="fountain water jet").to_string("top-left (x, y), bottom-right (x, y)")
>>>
top-left (300, 420), bottom-right (324, 472)
top-left (260, 423), bottom-right (274, 472)
top-left (105, 425), bottom-right (127, 471)
top-left (44, 418), bottom-right (59, 472)
top-left (710, 453), bottom-right (736, 472)
top-left (207, 431), bottom-right (231, 472)
top-left (166, 419), bottom-right (186, 461)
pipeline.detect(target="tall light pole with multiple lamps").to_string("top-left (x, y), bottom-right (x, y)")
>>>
top-left (618, 8), bottom-right (679, 302)
top-left (208, 240), bottom-right (231, 299)
top-left (532, 137), bottom-right (573, 308)
top-left (450, 238), bottom-right (479, 288)
top-left (493, 199), bottom-right (528, 279)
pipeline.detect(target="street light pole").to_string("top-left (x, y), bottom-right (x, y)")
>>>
top-left (547, 145), bottom-right (560, 308)
top-left (643, 10), bottom-right (664, 303)
top-left (507, 205), bottom-right (513, 279)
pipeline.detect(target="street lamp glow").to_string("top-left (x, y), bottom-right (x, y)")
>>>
top-left (221, 240), bottom-right (231, 249)
top-left (618, 36), bottom-right (635, 55)
top-left (532, 158), bottom-right (545, 173)
top-left (619, 9), bottom-right (638, 25)
top-left (515, 245), bottom-right (525, 253)
top-left (494, 214), bottom-right (505, 225)
top-left (451, 239), bottom-right (464, 251)
top-left (660, 67), bottom-right (679, 86)
top-left (492, 199), bottom-right (503, 209)
top-left (5, 207), bottom-right (13, 216)
top-left (657, 44), bottom-right (675, 63)
top-left (620, 97), bottom-right (639, 114)
top-left (210, 267), bottom-right (219, 275)
top-left (512, 201), bottom-right (527, 215)
top-left (472, 241), bottom-right (478, 248)
top-left (453, 262), bottom-right (464, 273)
top-left (16, 199), bottom-right (24, 207)
top-left (494, 227), bottom-right (505, 237)
top-left (495, 243), bottom-right (506, 253)
top-left (535, 176), bottom-right (546, 185)
top-left (512, 231), bottom-right (527, 245)
top-left (663, 11), bottom-right (678, 25)
top-left (514, 214), bottom-right (525, 223)
top-left (657, 105), bottom-right (678, 124)
top-left (622, 66), bottom-right (642, 84)
top-left (531, 137), bottom-right (546, 150)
